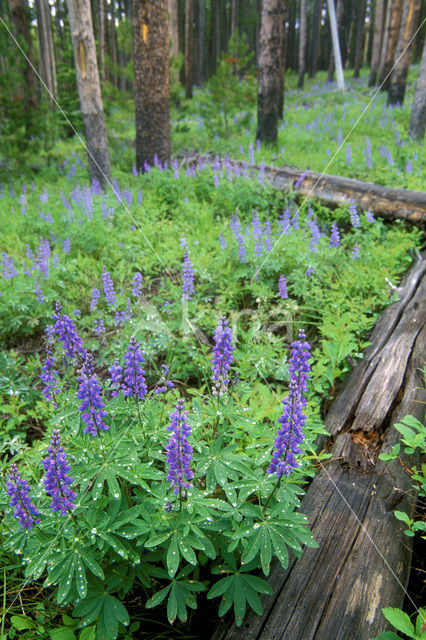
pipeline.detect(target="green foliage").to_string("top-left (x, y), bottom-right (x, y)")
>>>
top-left (370, 607), bottom-right (426, 640)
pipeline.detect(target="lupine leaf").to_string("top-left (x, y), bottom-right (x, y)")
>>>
top-left (167, 535), bottom-right (180, 577)
top-left (80, 552), bottom-right (104, 580)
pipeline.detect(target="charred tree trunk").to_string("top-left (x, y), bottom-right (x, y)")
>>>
top-left (387, 0), bottom-right (422, 105)
top-left (185, 0), bottom-right (193, 97)
top-left (297, 0), bottom-right (307, 88)
top-left (368, 0), bottom-right (386, 86)
top-left (35, 0), bottom-right (57, 103)
top-left (131, 0), bottom-right (170, 170)
top-left (353, 0), bottom-right (366, 78)
top-left (65, 0), bottom-right (111, 187)
top-left (8, 0), bottom-right (39, 117)
top-left (256, 0), bottom-right (285, 143)
top-left (408, 38), bottom-right (426, 139)
top-left (168, 0), bottom-right (179, 57)
top-left (309, 0), bottom-right (322, 77)
top-left (378, 0), bottom-right (403, 89)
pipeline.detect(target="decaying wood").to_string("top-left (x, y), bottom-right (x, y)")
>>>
top-left (212, 255), bottom-right (426, 640)
top-left (180, 153), bottom-right (426, 227)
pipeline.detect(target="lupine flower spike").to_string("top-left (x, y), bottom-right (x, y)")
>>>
top-left (278, 274), bottom-right (288, 299)
top-left (41, 343), bottom-right (61, 407)
top-left (212, 316), bottom-right (234, 396)
top-left (155, 364), bottom-right (175, 395)
top-left (52, 303), bottom-right (86, 359)
top-left (182, 249), bottom-right (195, 300)
top-left (268, 330), bottom-right (311, 478)
top-left (122, 337), bottom-right (147, 400)
top-left (77, 371), bottom-right (109, 436)
top-left (42, 430), bottom-right (76, 515)
top-left (166, 398), bottom-right (193, 495)
top-left (7, 464), bottom-right (40, 529)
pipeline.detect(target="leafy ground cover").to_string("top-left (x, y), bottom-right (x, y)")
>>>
top-left (0, 148), bottom-right (423, 640)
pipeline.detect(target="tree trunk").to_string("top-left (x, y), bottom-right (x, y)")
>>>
top-left (309, 0), bottom-right (322, 77)
top-left (131, 0), bottom-right (170, 170)
top-left (368, 0), bottom-right (386, 86)
top-left (327, 0), bottom-right (345, 89)
top-left (185, 0), bottom-right (193, 97)
top-left (168, 0), bottom-right (179, 57)
top-left (277, 1), bottom-right (286, 118)
top-left (327, 0), bottom-right (343, 82)
top-left (211, 0), bottom-right (220, 75)
top-left (197, 0), bottom-right (205, 85)
top-left (297, 0), bottom-right (307, 88)
top-left (230, 0), bottom-right (238, 38)
top-left (256, 0), bottom-right (285, 143)
top-left (387, 0), bottom-right (422, 105)
top-left (35, 0), bottom-right (57, 103)
top-left (110, 0), bottom-right (118, 88)
top-left (378, 0), bottom-right (403, 89)
top-left (353, 0), bottom-right (366, 78)
top-left (98, 0), bottom-right (106, 82)
top-left (409, 39), bottom-right (426, 140)
top-left (8, 0), bottom-right (39, 116)
top-left (65, 0), bottom-right (111, 187)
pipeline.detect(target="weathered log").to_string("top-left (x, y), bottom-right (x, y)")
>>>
top-left (211, 255), bottom-right (426, 640)
top-left (180, 153), bottom-right (426, 227)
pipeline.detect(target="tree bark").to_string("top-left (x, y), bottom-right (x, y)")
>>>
top-left (131, 0), bottom-right (170, 170)
top-left (230, 0), bottom-right (238, 38)
top-left (309, 0), bottom-right (322, 77)
top-left (353, 0), bottom-right (366, 78)
top-left (297, 0), bottom-right (307, 88)
top-left (378, 0), bottom-right (403, 89)
top-left (408, 38), bottom-right (426, 139)
top-left (256, 0), bottom-right (285, 143)
top-left (110, 0), bottom-right (118, 88)
top-left (8, 0), bottom-right (39, 117)
top-left (98, 0), bottom-right (106, 82)
top-left (168, 0), bottom-right (179, 57)
top-left (327, 0), bottom-right (344, 88)
top-left (185, 0), bottom-right (193, 97)
top-left (387, 0), bottom-right (422, 105)
top-left (327, 0), bottom-right (343, 82)
top-left (35, 0), bottom-right (57, 103)
top-left (196, 0), bottom-right (205, 85)
top-left (65, 0), bottom-right (111, 187)
top-left (277, 1), bottom-right (286, 118)
top-left (368, 0), bottom-right (386, 86)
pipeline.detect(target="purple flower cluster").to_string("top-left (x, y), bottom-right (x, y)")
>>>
top-left (41, 345), bottom-right (61, 407)
top-left (102, 268), bottom-right (116, 307)
top-left (268, 329), bottom-right (311, 478)
top-left (77, 373), bottom-right (109, 436)
top-left (132, 272), bottom-right (143, 298)
top-left (182, 249), bottom-right (195, 300)
top-left (212, 316), bottom-right (234, 395)
top-left (41, 430), bottom-right (76, 515)
top-left (165, 399), bottom-right (193, 495)
top-left (352, 243), bottom-right (360, 259)
top-left (155, 364), bottom-right (175, 395)
top-left (278, 274), bottom-right (288, 299)
top-left (329, 222), bottom-right (341, 248)
top-left (1, 253), bottom-right (18, 280)
top-left (52, 304), bottom-right (86, 359)
top-left (348, 203), bottom-right (361, 228)
top-left (109, 359), bottom-right (123, 397)
top-left (122, 337), bottom-right (147, 400)
top-left (90, 288), bottom-right (100, 311)
top-left (230, 211), bottom-right (246, 264)
top-left (7, 464), bottom-right (40, 529)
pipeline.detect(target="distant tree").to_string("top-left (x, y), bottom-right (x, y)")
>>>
top-left (297, 0), bottom-right (307, 88)
top-left (388, 0), bottom-right (422, 105)
top-left (65, 0), bottom-right (111, 187)
top-left (8, 0), bottom-right (39, 117)
top-left (309, 0), bottom-right (322, 77)
top-left (35, 0), bottom-right (57, 103)
top-left (409, 38), bottom-right (426, 139)
top-left (327, 0), bottom-right (345, 89)
top-left (185, 0), bottom-right (194, 97)
top-left (98, 0), bottom-right (106, 82)
top-left (353, 0), bottom-right (367, 78)
top-left (327, 0), bottom-right (343, 82)
top-left (168, 0), bottom-right (179, 57)
top-left (368, 0), bottom-right (386, 86)
top-left (131, 0), bottom-right (170, 170)
top-left (256, 0), bottom-right (285, 143)
top-left (378, 0), bottom-right (403, 89)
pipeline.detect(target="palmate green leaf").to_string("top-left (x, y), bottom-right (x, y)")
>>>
top-left (75, 556), bottom-right (87, 599)
top-left (80, 551), bottom-right (104, 580)
top-left (57, 555), bottom-right (76, 604)
top-left (208, 572), bottom-right (272, 627)
top-left (97, 594), bottom-right (129, 640)
top-left (260, 529), bottom-right (272, 575)
top-left (145, 531), bottom-right (172, 548)
top-left (145, 585), bottom-right (172, 609)
top-left (167, 535), bottom-right (180, 577)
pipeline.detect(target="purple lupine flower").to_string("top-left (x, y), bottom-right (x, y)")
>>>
top-left (365, 139), bottom-right (373, 168)
top-left (386, 149), bottom-right (394, 166)
top-left (345, 145), bottom-right (352, 164)
top-left (278, 274), bottom-right (288, 299)
top-left (230, 211), bottom-right (246, 264)
top-left (165, 398), bottom-right (193, 495)
top-left (252, 210), bottom-right (263, 257)
top-left (1, 253), bottom-right (18, 280)
top-left (329, 222), bottom-right (341, 248)
top-left (102, 268), bottom-right (116, 307)
top-left (249, 143), bottom-right (255, 163)
top-left (365, 211), bottom-right (375, 223)
top-left (81, 353), bottom-right (95, 378)
top-left (278, 208), bottom-right (291, 235)
top-left (182, 249), bottom-right (195, 300)
top-left (218, 233), bottom-right (227, 249)
top-left (256, 139), bottom-right (261, 152)
top-left (7, 464), bottom-right (40, 529)
top-left (109, 359), bottom-right (122, 397)
top-left (95, 318), bottom-right (105, 336)
top-left (294, 171), bottom-right (307, 189)
top-left (212, 316), bottom-right (234, 395)
top-left (155, 364), bottom-right (175, 395)
top-left (348, 203), bottom-right (361, 228)
top-left (263, 216), bottom-right (273, 252)
top-left (77, 373), bottom-right (109, 436)
top-left (352, 243), bottom-right (360, 259)
top-left (41, 430), bottom-right (76, 515)
top-left (41, 345), bottom-right (60, 407)
top-left (122, 337), bottom-right (147, 400)
top-left (306, 266), bottom-right (314, 279)
top-left (34, 278), bottom-right (45, 303)
top-left (267, 330), bottom-right (311, 477)
top-left (113, 311), bottom-right (126, 326)
top-left (132, 272), bottom-right (143, 297)
top-left (405, 159), bottom-right (413, 173)
top-left (52, 304), bottom-right (86, 359)
top-left (90, 288), bottom-right (100, 312)
top-left (40, 188), bottom-right (49, 203)
top-left (308, 218), bottom-right (320, 253)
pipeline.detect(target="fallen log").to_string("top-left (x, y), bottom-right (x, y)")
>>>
top-left (179, 153), bottom-right (426, 227)
top-left (211, 254), bottom-right (426, 640)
